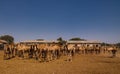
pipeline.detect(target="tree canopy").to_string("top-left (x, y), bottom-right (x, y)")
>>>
top-left (116, 43), bottom-right (120, 47)
top-left (0, 35), bottom-right (14, 44)
top-left (101, 42), bottom-right (111, 46)
top-left (57, 37), bottom-right (66, 45)
top-left (69, 37), bottom-right (86, 41)
top-left (36, 39), bottom-right (44, 41)
top-left (57, 37), bottom-right (63, 41)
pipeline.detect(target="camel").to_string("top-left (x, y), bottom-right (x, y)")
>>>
top-left (66, 44), bottom-right (76, 61)
top-left (107, 46), bottom-right (117, 57)
top-left (3, 44), bottom-right (15, 60)
top-left (16, 44), bottom-right (31, 58)
top-left (77, 45), bottom-right (86, 54)
top-left (4, 44), bottom-right (11, 60)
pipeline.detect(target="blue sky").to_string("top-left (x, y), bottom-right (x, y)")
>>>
top-left (0, 0), bottom-right (120, 43)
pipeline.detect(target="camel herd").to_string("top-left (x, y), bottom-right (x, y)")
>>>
top-left (3, 43), bottom-right (118, 62)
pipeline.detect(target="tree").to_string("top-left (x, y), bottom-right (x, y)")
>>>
top-left (101, 42), bottom-right (107, 46)
top-left (101, 42), bottom-right (110, 46)
top-left (116, 43), bottom-right (120, 48)
top-left (69, 37), bottom-right (86, 41)
top-left (36, 39), bottom-right (44, 41)
top-left (0, 35), bottom-right (14, 44)
top-left (57, 37), bottom-right (63, 41)
top-left (57, 37), bottom-right (66, 46)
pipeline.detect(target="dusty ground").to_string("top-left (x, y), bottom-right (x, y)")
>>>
top-left (0, 50), bottom-right (120, 74)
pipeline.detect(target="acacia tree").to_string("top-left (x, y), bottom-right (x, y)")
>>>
top-left (0, 35), bottom-right (14, 44)
top-left (69, 37), bottom-right (86, 41)
top-left (57, 37), bottom-right (63, 42)
top-left (57, 37), bottom-right (66, 46)
top-left (116, 43), bottom-right (120, 46)
top-left (36, 39), bottom-right (44, 41)
top-left (116, 43), bottom-right (120, 48)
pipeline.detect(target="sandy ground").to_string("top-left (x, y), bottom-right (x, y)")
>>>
top-left (0, 50), bottom-right (120, 74)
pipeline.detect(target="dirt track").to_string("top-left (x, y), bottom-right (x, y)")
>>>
top-left (0, 50), bottom-right (120, 74)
